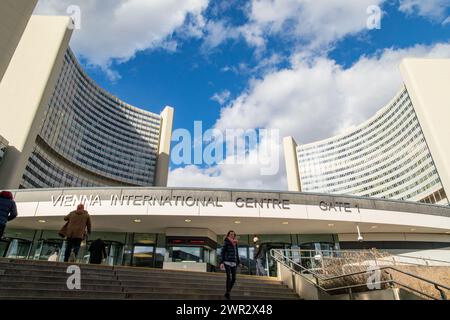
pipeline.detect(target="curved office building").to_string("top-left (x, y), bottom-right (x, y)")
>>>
top-left (297, 88), bottom-right (444, 202)
top-left (0, 15), bottom-right (173, 190)
top-left (284, 59), bottom-right (450, 206)
top-left (22, 49), bottom-right (166, 188)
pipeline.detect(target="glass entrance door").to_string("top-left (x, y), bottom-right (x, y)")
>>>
top-left (34, 239), bottom-right (63, 261)
top-left (105, 241), bottom-right (123, 266)
top-left (238, 246), bottom-right (251, 274)
top-left (5, 239), bottom-right (32, 259)
top-left (83, 240), bottom-right (124, 265)
top-left (260, 243), bottom-right (291, 277)
top-left (132, 245), bottom-right (154, 267)
top-left (0, 240), bottom-right (9, 258)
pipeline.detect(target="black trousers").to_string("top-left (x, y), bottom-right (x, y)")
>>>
top-left (0, 224), bottom-right (5, 238)
top-left (89, 254), bottom-right (102, 264)
top-left (225, 264), bottom-right (237, 293)
top-left (64, 238), bottom-right (82, 262)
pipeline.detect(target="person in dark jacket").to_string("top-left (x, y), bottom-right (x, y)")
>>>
top-left (60, 203), bottom-right (91, 262)
top-left (220, 230), bottom-right (241, 300)
top-left (89, 238), bottom-right (107, 264)
top-left (0, 191), bottom-right (17, 238)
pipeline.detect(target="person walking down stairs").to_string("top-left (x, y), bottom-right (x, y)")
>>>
top-left (0, 191), bottom-right (17, 239)
top-left (220, 230), bottom-right (242, 300)
top-left (59, 203), bottom-right (91, 262)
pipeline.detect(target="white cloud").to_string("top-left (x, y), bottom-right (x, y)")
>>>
top-left (211, 90), bottom-right (231, 105)
top-left (202, 20), bottom-right (239, 50)
top-left (168, 133), bottom-right (287, 191)
top-left (219, 54), bottom-right (285, 78)
top-left (216, 42), bottom-right (450, 143)
top-left (169, 163), bottom-right (286, 190)
top-left (203, 0), bottom-right (386, 51)
top-left (170, 42), bottom-right (450, 189)
top-left (399, 0), bottom-right (450, 21)
top-left (35, 0), bottom-right (209, 75)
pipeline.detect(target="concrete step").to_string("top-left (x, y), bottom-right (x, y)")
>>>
top-left (0, 264), bottom-right (282, 286)
top-left (0, 262), bottom-right (114, 274)
top-left (0, 280), bottom-right (123, 292)
top-left (1, 258), bottom-right (279, 281)
top-left (114, 271), bottom-right (281, 285)
top-left (116, 275), bottom-right (284, 288)
top-left (118, 280), bottom-right (291, 293)
top-left (0, 267), bottom-right (287, 290)
top-left (0, 259), bottom-right (300, 300)
top-left (0, 282), bottom-right (297, 300)
top-left (0, 261), bottom-right (278, 283)
top-left (0, 288), bottom-right (126, 299)
top-left (0, 275), bottom-right (289, 295)
top-left (0, 268), bottom-right (117, 280)
top-left (0, 280), bottom-right (294, 297)
top-left (114, 266), bottom-right (277, 281)
top-left (0, 293), bottom-right (297, 300)
top-left (0, 274), bottom-right (120, 285)
top-left (122, 286), bottom-right (298, 298)
top-left (126, 292), bottom-right (298, 300)
top-left (0, 259), bottom-right (113, 271)
top-left (0, 296), bottom-right (124, 300)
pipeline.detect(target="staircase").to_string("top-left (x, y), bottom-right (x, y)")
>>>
top-left (0, 258), bottom-right (300, 300)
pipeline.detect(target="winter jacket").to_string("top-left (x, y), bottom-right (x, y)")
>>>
top-left (89, 239), bottom-right (107, 264)
top-left (221, 238), bottom-right (240, 264)
top-left (0, 197), bottom-right (17, 226)
top-left (60, 209), bottom-right (92, 239)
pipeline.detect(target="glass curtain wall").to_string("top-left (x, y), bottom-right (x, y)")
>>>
top-left (217, 234), bottom-right (340, 276)
top-left (0, 228), bottom-right (340, 276)
top-left (2, 228), bottom-right (36, 259)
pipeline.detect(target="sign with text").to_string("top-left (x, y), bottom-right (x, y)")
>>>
top-left (319, 201), bottom-right (361, 213)
top-left (51, 194), bottom-right (291, 210)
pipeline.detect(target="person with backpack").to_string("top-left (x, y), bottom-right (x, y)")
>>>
top-left (0, 191), bottom-right (17, 238)
top-left (59, 203), bottom-right (91, 262)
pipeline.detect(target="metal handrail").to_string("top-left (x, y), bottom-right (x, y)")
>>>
top-left (273, 248), bottom-right (450, 286)
top-left (270, 249), bottom-right (450, 300)
top-left (279, 248), bottom-right (450, 266)
top-left (318, 279), bottom-right (438, 300)
top-left (385, 254), bottom-right (450, 266)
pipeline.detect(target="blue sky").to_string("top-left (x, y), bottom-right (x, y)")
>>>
top-left (35, 0), bottom-right (450, 190)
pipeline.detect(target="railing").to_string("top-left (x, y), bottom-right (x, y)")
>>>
top-left (270, 249), bottom-right (450, 300)
top-left (380, 254), bottom-right (450, 267)
top-left (277, 249), bottom-right (450, 269)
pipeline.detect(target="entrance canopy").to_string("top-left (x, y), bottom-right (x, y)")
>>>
top-left (8, 187), bottom-right (450, 235)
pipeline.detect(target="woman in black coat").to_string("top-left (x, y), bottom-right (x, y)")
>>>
top-left (88, 238), bottom-right (107, 264)
top-left (220, 230), bottom-right (241, 300)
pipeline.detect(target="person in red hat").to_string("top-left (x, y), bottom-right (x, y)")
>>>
top-left (0, 191), bottom-right (17, 238)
